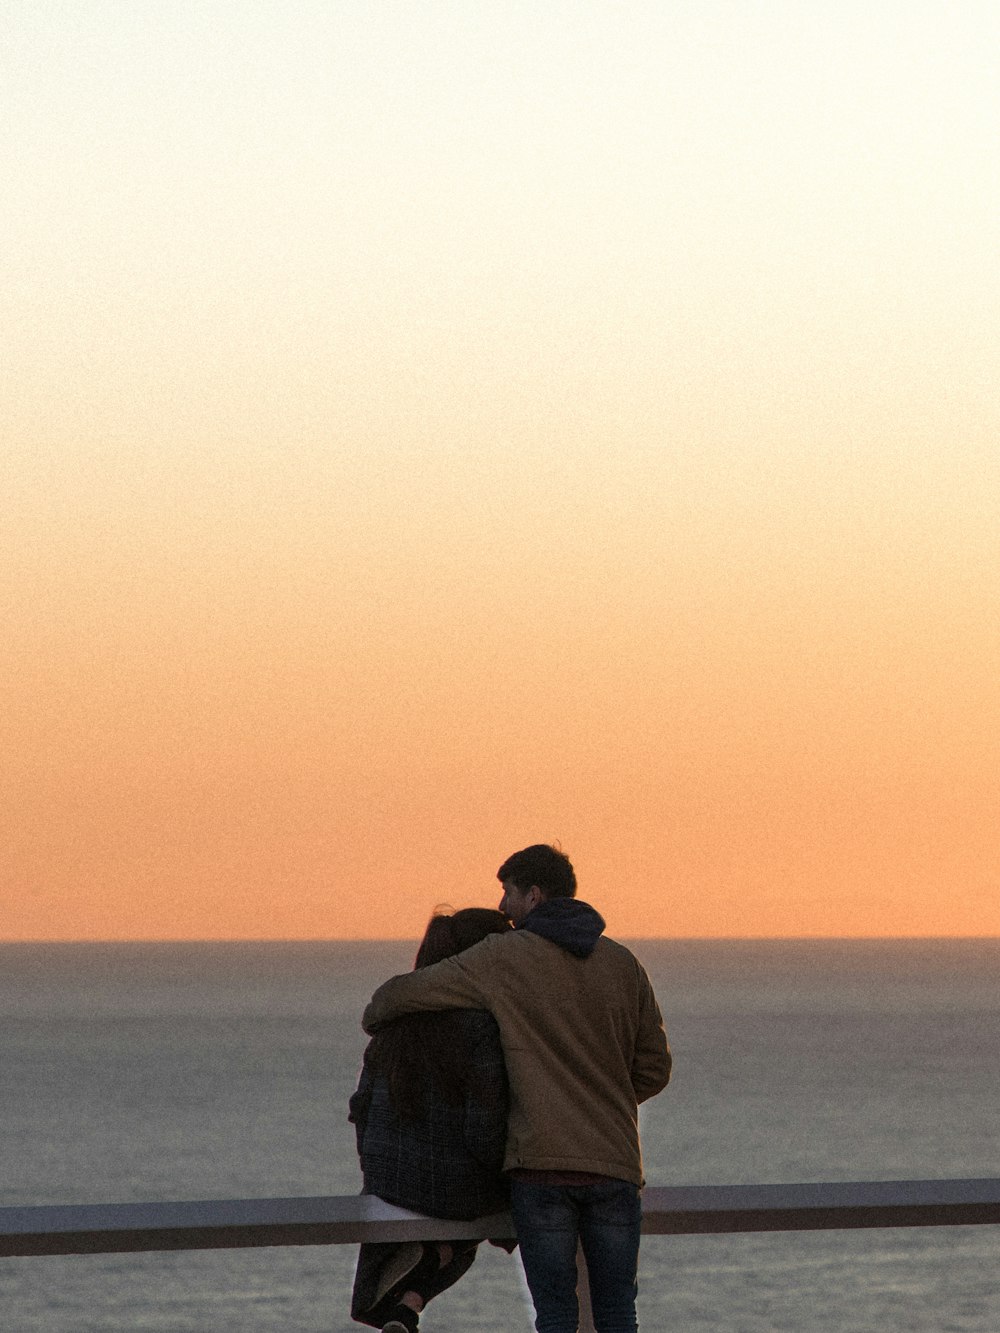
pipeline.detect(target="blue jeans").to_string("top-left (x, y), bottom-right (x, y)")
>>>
top-left (510, 1178), bottom-right (642, 1333)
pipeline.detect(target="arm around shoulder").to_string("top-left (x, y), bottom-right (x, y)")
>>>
top-left (362, 943), bottom-right (495, 1034)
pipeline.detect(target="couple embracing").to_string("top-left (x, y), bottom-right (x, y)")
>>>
top-left (350, 844), bottom-right (672, 1333)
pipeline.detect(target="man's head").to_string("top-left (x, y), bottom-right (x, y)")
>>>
top-left (497, 843), bottom-right (576, 926)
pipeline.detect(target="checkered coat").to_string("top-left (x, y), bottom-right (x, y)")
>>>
top-left (349, 1008), bottom-right (509, 1220)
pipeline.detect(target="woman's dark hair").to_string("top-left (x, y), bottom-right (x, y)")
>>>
top-left (413, 906), bottom-right (509, 969)
top-left (366, 907), bottom-right (509, 1120)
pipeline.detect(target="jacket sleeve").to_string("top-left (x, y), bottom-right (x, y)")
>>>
top-left (362, 941), bottom-right (494, 1034)
top-left (630, 966), bottom-right (672, 1104)
top-left (461, 1017), bottom-right (509, 1173)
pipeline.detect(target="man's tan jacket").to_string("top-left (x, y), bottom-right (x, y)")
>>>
top-left (362, 926), bottom-right (671, 1187)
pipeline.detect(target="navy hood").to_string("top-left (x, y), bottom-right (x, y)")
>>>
top-left (519, 898), bottom-right (606, 958)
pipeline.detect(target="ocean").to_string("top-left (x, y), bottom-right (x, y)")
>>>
top-left (1, 939), bottom-right (997, 1331)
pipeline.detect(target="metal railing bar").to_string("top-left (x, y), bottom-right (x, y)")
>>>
top-left (2, 1178), bottom-right (999, 1260)
top-left (639, 1178), bottom-right (1000, 1235)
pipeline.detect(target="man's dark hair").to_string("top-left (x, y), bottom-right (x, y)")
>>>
top-left (496, 843), bottom-right (577, 899)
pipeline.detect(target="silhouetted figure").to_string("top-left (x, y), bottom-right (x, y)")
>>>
top-left (350, 907), bottom-right (512, 1332)
top-left (365, 844), bottom-right (671, 1333)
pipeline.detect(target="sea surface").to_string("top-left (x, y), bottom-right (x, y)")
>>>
top-left (1, 939), bottom-right (998, 1331)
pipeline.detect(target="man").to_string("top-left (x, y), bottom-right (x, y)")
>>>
top-left (362, 844), bottom-right (671, 1332)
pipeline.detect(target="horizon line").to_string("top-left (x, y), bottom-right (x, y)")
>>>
top-left (2, 934), bottom-right (999, 945)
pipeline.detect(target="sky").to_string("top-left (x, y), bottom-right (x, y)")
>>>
top-left (4, 0), bottom-right (999, 940)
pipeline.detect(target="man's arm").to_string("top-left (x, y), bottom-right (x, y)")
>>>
top-left (362, 943), bottom-right (494, 1033)
top-left (630, 966), bottom-right (672, 1103)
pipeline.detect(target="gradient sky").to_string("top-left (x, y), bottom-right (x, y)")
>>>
top-left (4, 1), bottom-right (999, 939)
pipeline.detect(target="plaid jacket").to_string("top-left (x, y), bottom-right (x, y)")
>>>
top-left (349, 1008), bottom-right (509, 1219)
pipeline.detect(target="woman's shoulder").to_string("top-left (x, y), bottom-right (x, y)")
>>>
top-left (446, 1007), bottom-right (501, 1038)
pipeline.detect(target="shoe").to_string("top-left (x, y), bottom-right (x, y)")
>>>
top-left (381, 1306), bottom-right (419, 1333)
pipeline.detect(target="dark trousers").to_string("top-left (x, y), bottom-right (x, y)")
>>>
top-left (510, 1178), bottom-right (642, 1333)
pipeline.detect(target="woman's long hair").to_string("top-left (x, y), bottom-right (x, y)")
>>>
top-left (366, 907), bottom-right (509, 1120)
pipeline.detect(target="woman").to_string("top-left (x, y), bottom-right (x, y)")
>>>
top-left (349, 907), bottom-right (511, 1333)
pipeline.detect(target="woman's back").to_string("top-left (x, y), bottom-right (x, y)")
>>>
top-left (350, 1007), bottom-right (509, 1220)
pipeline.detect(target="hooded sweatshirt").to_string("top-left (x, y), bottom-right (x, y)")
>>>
top-left (363, 899), bottom-right (671, 1186)
top-left (519, 896), bottom-right (606, 956)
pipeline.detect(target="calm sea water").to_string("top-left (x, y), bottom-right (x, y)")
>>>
top-left (1, 940), bottom-right (998, 1331)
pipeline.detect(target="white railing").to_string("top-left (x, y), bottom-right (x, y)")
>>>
top-left (3, 1179), bottom-right (999, 1331)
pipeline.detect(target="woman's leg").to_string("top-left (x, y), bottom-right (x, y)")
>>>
top-left (379, 1242), bottom-right (479, 1327)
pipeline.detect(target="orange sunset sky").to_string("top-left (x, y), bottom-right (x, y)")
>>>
top-left (4, 2), bottom-right (999, 940)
